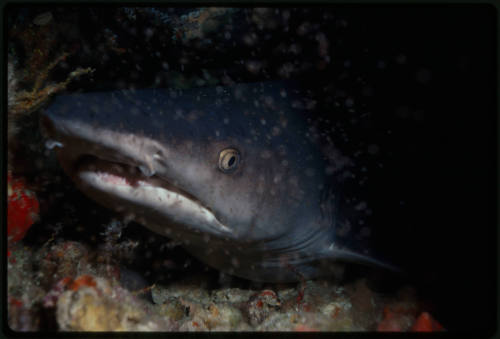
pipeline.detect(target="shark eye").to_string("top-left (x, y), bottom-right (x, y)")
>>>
top-left (218, 148), bottom-right (240, 173)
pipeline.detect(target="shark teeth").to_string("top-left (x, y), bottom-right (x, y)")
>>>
top-left (138, 164), bottom-right (156, 177)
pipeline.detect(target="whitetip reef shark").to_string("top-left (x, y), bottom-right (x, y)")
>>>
top-left (41, 82), bottom-right (397, 282)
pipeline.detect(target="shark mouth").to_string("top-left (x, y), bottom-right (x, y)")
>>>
top-left (47, 141), bottom-right (232, 236)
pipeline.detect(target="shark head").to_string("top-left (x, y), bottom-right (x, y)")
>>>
top-left (41, 82), bottom-right (393, 282)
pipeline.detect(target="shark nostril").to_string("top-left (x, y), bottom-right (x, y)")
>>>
top-left (44, 139), bottom-right (63, 150)
top-left (40, 115), bottom-right (64, 149)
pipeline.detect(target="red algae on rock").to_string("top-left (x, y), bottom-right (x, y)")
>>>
top-left (7, 172), bottom-right (39, 244)
top-left (411, 312), bottom-right (444, 332)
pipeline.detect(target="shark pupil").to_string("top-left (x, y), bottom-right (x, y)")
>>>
top-left (228, 156), bottom-right (235, 167)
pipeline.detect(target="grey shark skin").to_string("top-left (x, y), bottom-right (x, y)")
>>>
top-left (41, 82), bottom-right (392, 282)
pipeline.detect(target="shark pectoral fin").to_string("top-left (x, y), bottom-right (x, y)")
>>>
top-left (324, 244), bottom-right (403, 274)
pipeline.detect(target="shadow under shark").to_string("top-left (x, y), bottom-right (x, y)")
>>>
top-left (40, 82), bottom-right (397, 282)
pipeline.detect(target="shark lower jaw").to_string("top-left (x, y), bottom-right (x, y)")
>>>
top-left (65, 154), bottom-right (233, 236)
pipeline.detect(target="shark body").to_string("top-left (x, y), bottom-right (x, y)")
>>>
top-left (41, 82), bottom-right (392, 282)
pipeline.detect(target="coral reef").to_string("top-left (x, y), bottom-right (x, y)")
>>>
top-left (56, 276), bottom-right (172, 331)
top-left (7, 235), bottom-right (442, 332)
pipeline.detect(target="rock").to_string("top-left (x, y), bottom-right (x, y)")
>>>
top-left (56, 276), bottom-right (172, 331)
top-left (34, 241), bottom-right (91, 289)
top-left (245, 290), bottom-right (281, 326)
